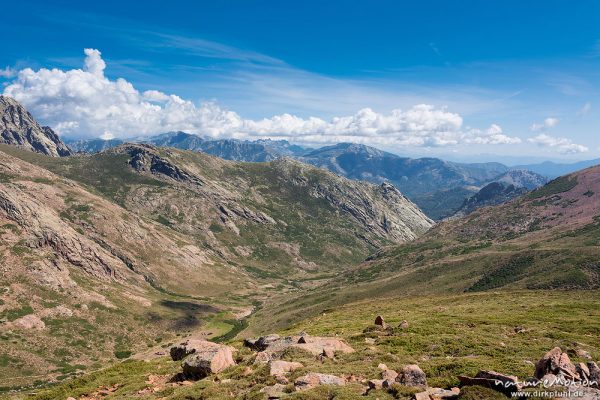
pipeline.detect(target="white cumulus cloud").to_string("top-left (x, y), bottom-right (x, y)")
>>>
top-left (530, 117), bottom-right (559, 132)
top-left (2, 48), bottom-right (522, 148)
top-left (528, 134), bottom-right (588, 154)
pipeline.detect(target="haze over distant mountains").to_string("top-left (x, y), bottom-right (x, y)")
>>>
top-left (66, 131), bottom-right (557, 219)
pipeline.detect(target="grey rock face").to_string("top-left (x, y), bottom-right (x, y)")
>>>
top-left (0, 96), bottom-right (72, 157)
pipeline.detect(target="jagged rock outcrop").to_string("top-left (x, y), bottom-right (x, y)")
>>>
top-left (271, 158), bottom-right (433, 242)
top-left (110, 144), bottom-right (204, 185)
top-left (535, 347), bottom-right (580, 380)
top-left (0, 185), bottom-right (122, 279)
top-left (0, 96), bottom-right (72, 156)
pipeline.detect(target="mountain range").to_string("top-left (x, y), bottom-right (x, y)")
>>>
top-left (1, 96), bottom-right (600, 399)
top-left (0, 98), bottom-right (433, 385)
top-left (66, 131), bottom-right (550, 219)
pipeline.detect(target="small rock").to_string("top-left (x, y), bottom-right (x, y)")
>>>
top-left (374, 315), bottom-right (388, 329)
top-left (365, 338), bottom-right (376, 344)
top-left (382, 369), bottom-right (398, 381)
top-left (578, 349), bottom-right (593, 360)
top-left (399, 320), bottom-right (409, 329)
top-left (378, 363), bottom-right (388, 370)
top-left (295, 372), bottom-right (345, 391)
top-left (540, 373), bottom-right (558, 386)
top-left (578, 362), bottom-right (591, 379)
top-left (399, 364), bottom-right (427, 387)
top-left (588, 362), bottom-right (600, 386)
top-left (269, 360), bottom-right (303, 377)
top-left (414, 387), bottom-right (460, 399)
top-left (254, 351), bottom-right (271, 364)
top-left (260, 383), bottom-right (287, 399)
top-left (321, 348), bottom-right (335, 359)
top-left (514, 326), bottom-right (525, 333)
top-left (367, 379), bottom-right (384, 390)
top-left (476, 370), bottom-right (519, 387)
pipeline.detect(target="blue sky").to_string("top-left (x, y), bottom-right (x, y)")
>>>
top-left (1, 0), bottom-right (599, 163)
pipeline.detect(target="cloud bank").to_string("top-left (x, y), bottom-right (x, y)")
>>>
top-left (528, 134), bottom-right (589, 154)
top-left (3, 48), bottom-right (521, 147)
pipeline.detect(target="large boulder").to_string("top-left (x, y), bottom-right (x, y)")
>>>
top-left (244, 334), bottom-right (283, 351)
top-left (243, 333), bottom-right (354, 356)
top-left (293, 336), bottom-right (354, 356)
top-left (180, 341), bottom-right (235, 379)
top-left (170, 339), bottom-right (223, 361)
top-left (398, 364), bottom-right (427, 387)
top-left (535, 347), bottom-right (580, 380)
top-left (295, 372), bottom-right (346, 391)
top-left (244, 334), bottom-right (296, 353)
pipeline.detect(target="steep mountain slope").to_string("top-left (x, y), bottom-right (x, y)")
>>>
top-left (252, 165), bottom-right (600, 332)
top-left (450, 170), bottom-right (547, 218)
top-left (64, 137), bottom-right (519, 219)
top-left (0, 140), bottom-right (432, 386)
top-left (297, 143), bottom-right (512, 219)
top-left (0, 96), bottom-right (72, 157)
top-left (299, 143), bottom-right (508, 197)
top-left (450, 182), bottom-right (529, 218)
top-left (3, 142), bottom-right (432, 282)
top-left (0, 148), bottom-right (244, 387)
top-left (492, 169), bottom-right (547, 190)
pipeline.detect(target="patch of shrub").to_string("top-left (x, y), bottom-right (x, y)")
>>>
top-left (114, 350), bottom-right (132, 359)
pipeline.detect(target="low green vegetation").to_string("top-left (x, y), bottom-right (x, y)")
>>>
top-left (467, 253), bottom-right (534, 291)
top-left (13, 291), bottom-right (599, 400)
top-left (527, 175), bottom-right (577, 200)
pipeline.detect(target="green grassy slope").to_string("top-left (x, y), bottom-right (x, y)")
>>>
top-left (248, 166), bottom-right (600, 333)
top-left (13, 290), bottom-right (599, 400)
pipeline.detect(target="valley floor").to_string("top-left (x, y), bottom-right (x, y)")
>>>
top-left (5, 290), bottom-right (599, 400)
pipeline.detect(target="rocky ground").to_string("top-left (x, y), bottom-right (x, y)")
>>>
top-left (11, 290), bottom-right (599, 400)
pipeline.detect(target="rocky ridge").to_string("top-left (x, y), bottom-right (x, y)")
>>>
top-left (0, 96), bottom-right (72, 157)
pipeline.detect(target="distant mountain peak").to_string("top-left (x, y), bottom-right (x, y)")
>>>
top-left (0, 95), bottom-right (72, 157)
